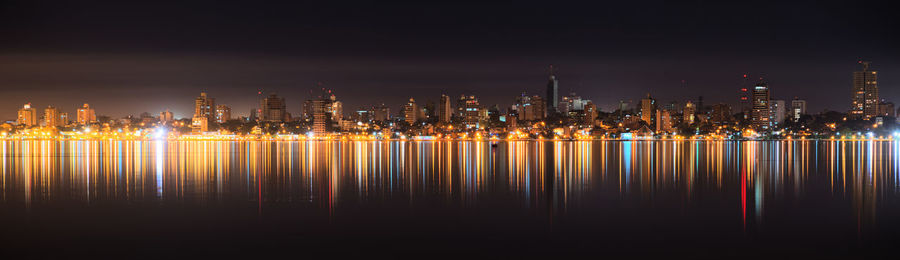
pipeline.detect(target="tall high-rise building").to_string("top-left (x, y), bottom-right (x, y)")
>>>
top-left (640, 93), bottom-right (656, 127)
top-left (515, 94), bottom-right (535, 121)
top-left (59, 113), bottom-right (69, 126)
top-left (515, 93), bottom-right (546, 121)
top-left (17, 103), bottom-right (37, 127)
top-left (530, 96), bottom-right (545, 121)
top-left (851, 61), bottom-right (878, 119)
top-left (194, 92), bottom-right (216, 121)
top-left (770, 100), bottom-right (786, 126)
top-left (331, 100), bottom-right (343, 122)
top-left (559, 92), bottom-right (590, 117)
top-left (683, 101), bottom-right (696, 125)
top-left (438, 94), bottom-right (452, 123)
top-left (43, 106), bottom-right (62, 127)
top-left (751, 81), bottom-right (772, 130)
top-left (546, 69), bottom-right (559, 116)
top-left (76, 103), bottom-right (96, 125)
top-left (791, 98), bottom-right (806, 122)
top-left (215, 105), bottom-right (231, 123)
top-left (710, 103), bottom-right (733, 125)
top-left (402, 98), bottom-right (418, 124)
top-left (583, 102), bottom-right (597, 126)
top-left (459, 95), bottom-right (481, 128)
top-left (260, 93), bottom-right (286, 122)
top-left (311, 100), bottom-right (328, 135)
top-left (656, 109), bottom-right (674, 133)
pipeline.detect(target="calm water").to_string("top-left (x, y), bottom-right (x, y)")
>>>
top-left (1, 140), bottom-right (898, 257)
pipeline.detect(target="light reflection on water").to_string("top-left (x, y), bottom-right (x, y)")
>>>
top-left (1, 140), bottom-right (899, 230)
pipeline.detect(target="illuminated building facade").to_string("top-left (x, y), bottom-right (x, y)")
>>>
top-left (655, 109), bottom-right (673, 133)
top-left (459, 95), bottom-right (481, 128)
top-left (640, 93), bottom-right (656, 127)
top-left (850, 61), bottom-right (878, 119)
top-left (751, 81), bottom-right (771, 130)
top-left (194, 92), bottom-right (216, 121)
top-left (683, 101), bottom-right (696, 124)
top-left (583, 102), bottom-right (597, 125)
top-left (770, 99), bottom-right (786, 126)
top-left (311, 99), bottom-right (327, 134)
top-left (403, 98), bottom-right (417, 124)
top-left (17, 103), bottom-right (37, 127)
top-left (515, 93), bottom-right (545, 122)
top-left (76, 103), bottom-right (96, 125)
top-left (791, 98), bottom-right (806, 122)
top-left (43, 106), bottom-right (62, 127)
top-left (261, 93), bottom-right (286, 122)
top-left (215, 105), bottom-right (231, 123)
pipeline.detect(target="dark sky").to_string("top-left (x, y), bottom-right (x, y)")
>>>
top-left (1, 0), bottom-right (898, 119)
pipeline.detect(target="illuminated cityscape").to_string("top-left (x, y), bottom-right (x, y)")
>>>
top-left (1, 61), bottom-right (897, 141)
top-left (1, 0), bottom-right (899, 257)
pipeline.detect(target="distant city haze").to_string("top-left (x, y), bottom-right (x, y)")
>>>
top-left (0, 1), bottom-right (897, 119)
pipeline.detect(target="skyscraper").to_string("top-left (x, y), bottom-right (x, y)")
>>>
top-left (559, 92), bottom-right (590, 117)
top-left (655, 109), bottom-right (673, 133)
top-left (583, 102), bottom-right (597, 126)
top-left (546, 68), bottom-right (559, 116)
top-left (311, 99), bottom-right (328, 134)
top-left (43, 106), bottom-right (62, 127)
top-left (515, 93), bottom-right (545, 121)
top-left (215, 105), bottom-right (231, 123)
top-left (851, 61), bottom-right (878, 119)
top-left (76, 103), bottom-right (96, 125)
top-left (438, 94), bottom-right (452, 123)
top-left (59, 113), bottom-right (69, 126)
top-left (194, 92), bottom-right (216, 121)
top-left (791, 98), bottom-right (806, 122)
top-left (18, 104), bottom-right (37, 127)
top-left (683, 101), bottom-right (696, 125)
top-left (459, 95), bottom-right (481, 128)
top-left (403, 98), bottom-right (417, 124)
top-left (751, 81), bottom-right (771, 130)
top-left (260, 93), bottom-right (286, 122)
top-left (640, 93), bottom-right (656, 127)
top-left (331, 100), bottom-right (343, 122)
top-left (770, 100), bottom-right (786, 126)
top-left (710, 103), bottom-right (733, 125)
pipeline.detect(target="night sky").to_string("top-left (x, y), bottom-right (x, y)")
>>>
top-left (1, 0), bottom-right (897, 119)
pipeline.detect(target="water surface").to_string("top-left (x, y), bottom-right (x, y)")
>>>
top-left (1, 140), bottom-right (897, 257)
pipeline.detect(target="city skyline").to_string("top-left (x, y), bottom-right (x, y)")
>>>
top-left (0, 61), bottom-right (892, 122)
top-left (1, 1), bottom-right (898, 119)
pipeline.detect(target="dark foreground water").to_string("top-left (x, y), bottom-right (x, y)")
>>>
top-left (1, 140), bottom-right (898, 258)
